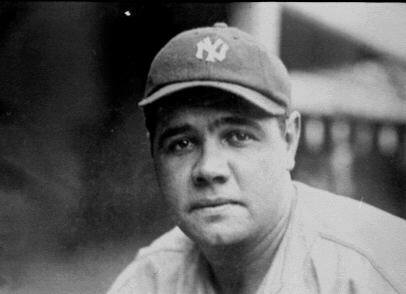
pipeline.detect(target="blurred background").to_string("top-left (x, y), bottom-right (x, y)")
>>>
top-left (0, 2), bottom-right (404, 293)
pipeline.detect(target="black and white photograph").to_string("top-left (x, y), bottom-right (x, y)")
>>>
top-left (0, 2), bottom-right (405, 293)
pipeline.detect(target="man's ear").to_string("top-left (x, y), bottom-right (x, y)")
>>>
top-left (284, 111), bottom-right (301, 171)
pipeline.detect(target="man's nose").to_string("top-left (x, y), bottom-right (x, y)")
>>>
top-left (192, 141), bottom-right (229, 187)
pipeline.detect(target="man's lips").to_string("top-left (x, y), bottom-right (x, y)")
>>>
top-left (189, 199), bottom-right (243, 212)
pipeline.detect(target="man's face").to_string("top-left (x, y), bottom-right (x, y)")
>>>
top-left (152, 98), bottom-right (300, 248)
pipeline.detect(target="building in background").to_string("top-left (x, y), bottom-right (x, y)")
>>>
top-left (281, 3), bottom-right (406, 216)
top-left (0, 2), bottom-right (404, 293)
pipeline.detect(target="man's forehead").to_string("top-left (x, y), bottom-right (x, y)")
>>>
top-left (155, 102), bottom-right (271, 130)
top-left (159, 106), bottom-right (249, 125)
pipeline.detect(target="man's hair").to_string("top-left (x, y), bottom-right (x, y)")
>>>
top-left (143, 87), bottom-right (288, 150)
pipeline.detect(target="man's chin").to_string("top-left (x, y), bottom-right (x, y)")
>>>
top-left (180, 221), bottom-right (252, 247)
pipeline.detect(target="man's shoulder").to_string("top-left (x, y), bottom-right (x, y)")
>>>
top-left (295, 181), bottom-right (406, 292)
top-left (126, 226), bottom-right (195, 272)
top-left (295, 181), bottom-right (406, 240)
top-left (107, 227), bottom-right (195, 294)
top-left (137, 226), bottom-right (194, 258)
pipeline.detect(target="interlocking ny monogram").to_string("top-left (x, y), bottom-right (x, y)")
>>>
top-left (195, 37), bottom-right (229, 62)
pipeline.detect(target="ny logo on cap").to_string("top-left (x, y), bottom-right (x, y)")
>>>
top-left (195, 37), bottom-right (229, 62)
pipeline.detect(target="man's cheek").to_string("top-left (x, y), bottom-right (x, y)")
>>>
top-left (234, 158), bottom-right (273, 183)
top-left (156, 163), bottom-right (176, 187)
top-left (160, 171), bottom-right (188, 206)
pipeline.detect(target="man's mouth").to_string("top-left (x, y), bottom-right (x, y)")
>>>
top-left (189, 199), bottom-right (242, 212)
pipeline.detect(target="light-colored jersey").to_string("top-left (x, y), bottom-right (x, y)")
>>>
top-left (107, 182), bottom-right (406, 294)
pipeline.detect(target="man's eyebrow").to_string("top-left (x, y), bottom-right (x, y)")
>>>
top-left (210, 116), bottom-right (262, 131)
top-left (156, 124), bottom-right (192, 148)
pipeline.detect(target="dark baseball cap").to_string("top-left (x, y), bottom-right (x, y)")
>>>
top-left (139, 22), bottom-right (291, 115)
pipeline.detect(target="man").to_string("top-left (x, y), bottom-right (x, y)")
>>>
top-left (108, 23), bottom-right (406, 293)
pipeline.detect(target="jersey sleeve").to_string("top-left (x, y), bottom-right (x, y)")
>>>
top-left (106, 253), bottom-right (158, 294)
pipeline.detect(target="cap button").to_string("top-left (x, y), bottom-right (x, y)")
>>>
top-left (213, 22), bottom-right (228, 28)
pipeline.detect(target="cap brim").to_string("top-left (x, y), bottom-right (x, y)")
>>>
top-left (139, 81), bottom-right (286, 115)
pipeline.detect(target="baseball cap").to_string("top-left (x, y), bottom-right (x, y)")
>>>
top-left (139, 22), bottom-right (291, 115)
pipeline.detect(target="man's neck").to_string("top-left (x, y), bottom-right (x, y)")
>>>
top-left (200, 184), bottom-right (296, 294)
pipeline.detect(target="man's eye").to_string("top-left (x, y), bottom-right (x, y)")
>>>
top-left (225, 131), bottom-right (255, 146)
top-left (167, 138), bottom-right (194, 153)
